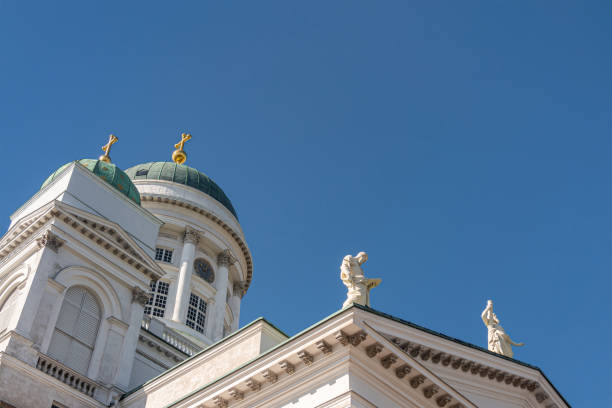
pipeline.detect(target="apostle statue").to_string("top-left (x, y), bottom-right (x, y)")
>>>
top-left (340, 252), bottom-right (381, 308)
top-left (481, 300), bottom-right (524, 358)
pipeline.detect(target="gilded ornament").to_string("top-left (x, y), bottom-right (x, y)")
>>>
top-left (99, 134), bottom-right (118, 163)
top-left (172, 133), bottom-right (191, 164)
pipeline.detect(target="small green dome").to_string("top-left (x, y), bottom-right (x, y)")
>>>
top-left (124, 162), bottom-right (238, 219)
top-left (41, 159), bottom-right (141, 205)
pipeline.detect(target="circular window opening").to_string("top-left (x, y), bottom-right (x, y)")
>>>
top-left (193, 258), bottom-right (215, 283)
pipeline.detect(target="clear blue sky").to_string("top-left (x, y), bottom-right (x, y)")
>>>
top-left (1, 1), bottom-right (610, 405)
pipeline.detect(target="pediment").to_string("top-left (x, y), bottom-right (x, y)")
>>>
top-left (353, 307), bottom-right (568, 408)
top-left (119, 304), bottom-right (567, 408)
top-left (53, 201), bottom-right (164, 280)
top-left (0, 200), bottom-right (163, 280)
top-left (348, 322), bottom-right (477, 408)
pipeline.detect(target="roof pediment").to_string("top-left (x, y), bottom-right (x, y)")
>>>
top-left (352, 306), bottom-right (568, 408)
top-left (0, 200), bottom-right (164, 281)
top-left (120, 306), bottom-right (568, 408)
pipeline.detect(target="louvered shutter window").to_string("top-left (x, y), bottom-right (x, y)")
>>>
top-left (48, 287), bottom-right (101, 375)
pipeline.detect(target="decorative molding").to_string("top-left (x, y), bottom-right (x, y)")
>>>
top-left (395, 364), bottom-right (412, 379)
top-left (245, 378), bottom-right (261, 391)
top-left (410, 375), bottom-right (425, 389)
top-left (297, 350), bottom-right (314, 366)
top-left (336, 330), bottom-right (349, 346)
top-left (437, 394), bottom-right (452, 407)
top-left (349, 331), bottom-right (367, 346)
top-left (279, 360), bottom-right (295, 375)
top-left (336, 329), bottom-right (368, 347)
top-left (380, 353), bottom-right (397, 369)
top-left (424, 384), bottom-right (440, 399)
top-left (183, 226), bottom-right (200, 245)
top-left (217, 249), bottom-right (236, 267)
top-left (212, 396), bottom-right (228, 408)
top-left (262, 369), bottom-right (278, 384)
top-left (315, 340), bottom-right (332, 355)
top-left (132, 286), bottom-right (151, 306)
top-left (36, 231), bottom-right (63, 253)
top-left (228, 388), bottom-right (244, 401)
top-left (386, 335), bottom-right (545, 405)
top-left (158, 232), bottom-right (178, 240)
top-left (365, 342), bottom-right (383, 358)
top-left (232, 281), bottom-right (247, 298)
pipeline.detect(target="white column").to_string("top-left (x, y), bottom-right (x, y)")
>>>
top-left (211, 250), bottom-right (233, 341)
top-left (229, 282), bottom-right (243, 332)
top-left (171, 227), bottom-right (199, 323)
top-left (113, 287), bottom-right (148, 389)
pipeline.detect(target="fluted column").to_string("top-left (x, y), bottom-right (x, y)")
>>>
top-left (211, 250), bottom-right (233, 341)
top-left (172, 227), bottom-right (199, 323)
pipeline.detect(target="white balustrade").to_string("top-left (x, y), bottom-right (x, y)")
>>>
top-left (36, 354), bottom-right (99, 398)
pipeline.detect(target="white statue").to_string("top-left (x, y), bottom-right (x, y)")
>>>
top-left (340, 252), bottom-right (381, 308)
top-left (481, 300), bottom-right (524, 358)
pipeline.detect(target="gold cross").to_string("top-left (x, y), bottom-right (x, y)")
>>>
top-left (172, 132), bottom-right (192, 164)
top-left (99, 134), bottom-right (118, 163)
top-left (175, 133), bottom-right (191, 150)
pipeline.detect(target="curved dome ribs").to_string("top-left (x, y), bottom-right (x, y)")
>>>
top-left (125, 162), bottom-right (238, 219)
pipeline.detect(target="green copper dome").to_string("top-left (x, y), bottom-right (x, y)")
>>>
top-left (124, 162), bottom-right (238, 219)
top-left (41, 159), bottom-right (141, 205)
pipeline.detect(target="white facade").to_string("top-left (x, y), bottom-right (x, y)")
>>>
top-left (0, 160), bottom-right (568, 408)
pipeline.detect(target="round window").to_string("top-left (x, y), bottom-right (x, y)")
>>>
top-left (193, 258), bottom-right (215, 283)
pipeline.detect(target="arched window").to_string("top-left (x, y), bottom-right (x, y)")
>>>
top-left (0, 287), bottom-right (20, 334)
top-left (193, 258), bottom-right (215, 283)
top-left (47, 287), bottom-right (101, 375)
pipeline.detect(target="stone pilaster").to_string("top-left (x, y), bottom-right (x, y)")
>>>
top-left (114, 286), bottom-right (148, 389)
top-left (15, 231), bottom-right (62, 340)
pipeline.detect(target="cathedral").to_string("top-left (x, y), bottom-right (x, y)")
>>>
top-left (0, 135), bottom-right (568, 408)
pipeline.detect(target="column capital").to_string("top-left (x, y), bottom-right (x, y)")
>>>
top-left (131, 286), bottom-right (151, 306)
top-left (36, 230), bottom-right (64, 253)
top-left (233, 281), bottom-right (247, 298)
top-left (183, 226), bottom-right (201, 245)
top-left (217, 249), bottom-right (237, 267)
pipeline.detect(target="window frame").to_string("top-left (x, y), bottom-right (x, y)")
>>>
top-left (185, 292), bottom-right (207, 334)
top-left (193, 257), bottom-right (215, 284)
top-left (144, 280), bottom-right (170, 318)
top-left (154, 247), bottom-right (174, 264)
top-left (47, 286), bottom-right (101, 376)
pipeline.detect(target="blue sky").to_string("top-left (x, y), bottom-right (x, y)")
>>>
top-left (0, 1), bottom-right (610, 405)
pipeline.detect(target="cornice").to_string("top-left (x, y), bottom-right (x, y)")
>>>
top-left (138, 330), bottom-right (188, 364)
top-left (139, 194), bottom-right (253, 295)
top-left (124, 306), bottom-right (568, 408)
top-left (0, 201), bottom-right (164, 281)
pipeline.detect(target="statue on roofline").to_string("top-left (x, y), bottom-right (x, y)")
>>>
top-left (481, 300), bottom-right (524, 358)
top-left (340, 252), bottom-right (381, 308)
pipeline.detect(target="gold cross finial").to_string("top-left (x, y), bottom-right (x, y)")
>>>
top-left (99, 134), bottom-right (118, 163)
top-left (172, 133), bottom-right (191, 164)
